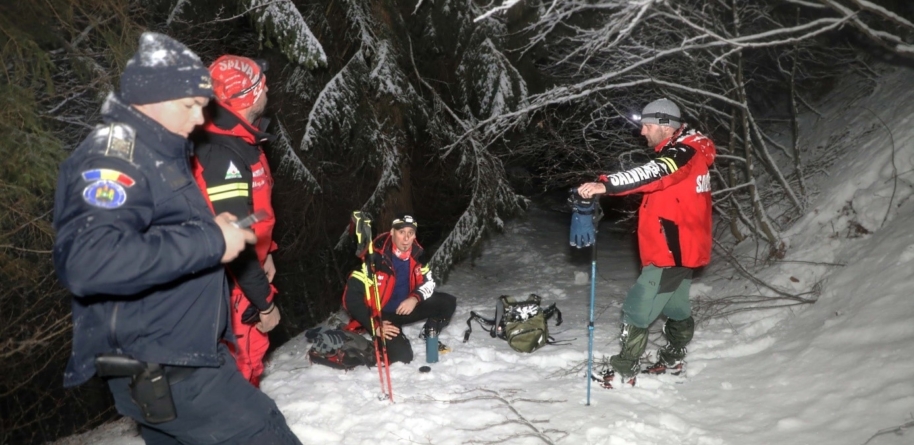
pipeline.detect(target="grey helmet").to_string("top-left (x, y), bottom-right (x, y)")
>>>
top-left (640, 98), bottom-right (681, 128)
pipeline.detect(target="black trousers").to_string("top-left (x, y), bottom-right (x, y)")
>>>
top-left (106, 344), bottom-right (301, 445)
top-left (346, 291), bottom-right (457, 364)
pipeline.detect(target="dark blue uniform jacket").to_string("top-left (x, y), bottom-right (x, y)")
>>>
top-left (53, 94), bottom-right (230, 387)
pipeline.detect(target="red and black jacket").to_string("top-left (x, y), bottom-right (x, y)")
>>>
top-left (342, 232), bottom-right (435, 331)
top-left (192, 102), bottom-right (277, 311)
top-left (599, 126), bottom-right (716, 268)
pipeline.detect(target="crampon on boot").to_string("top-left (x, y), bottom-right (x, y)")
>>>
top-left (594, 368), bottom-right (636, 389)
top-left (642, 342), bottom-right (688, 377)
top-left (642, 359), bottom-right (685, 376)
top-left (644, 317), bottom-right (693, 377)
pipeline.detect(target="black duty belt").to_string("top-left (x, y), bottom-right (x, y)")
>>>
top-left (95, 353), bottom-right (197, 385)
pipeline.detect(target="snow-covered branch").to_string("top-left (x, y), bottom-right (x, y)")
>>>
top-left (473, 0), bottom-right (523, 23)
top-left (407, 35), bottom-right (525, 280)
top-left (299, 48), bottom-right (367, 152)
top-left (248, 0), bottom-right (327, 68)
top-left (271, 118), bottom-right (322, 192)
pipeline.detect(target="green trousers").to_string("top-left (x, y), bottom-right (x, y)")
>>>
top-left (609, 265), bottom-right (694, 376)
top-left (622, 265), bottom-right (692, 327)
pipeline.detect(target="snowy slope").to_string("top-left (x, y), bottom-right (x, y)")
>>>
top-left (50, 68), bottom-right (914, 445)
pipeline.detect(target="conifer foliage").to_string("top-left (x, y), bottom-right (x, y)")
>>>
top-left (1, 2), bottom-right (143, 442)
top-left (248, 0), bottom-right (327, 69)
top-left (277, 0), bottom-right (528, 281)
top-left (4, 0), bottom-right (913, 443)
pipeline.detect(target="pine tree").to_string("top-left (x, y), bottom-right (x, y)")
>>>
top-left (283, 0), bottom-right (530, 279)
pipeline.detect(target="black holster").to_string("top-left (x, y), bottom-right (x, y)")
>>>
top-left (95, 354), bottom-right (177, 424)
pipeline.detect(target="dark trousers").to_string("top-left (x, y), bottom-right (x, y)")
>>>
top-left (346, 291), bottom-right (457, 364)
top-left (106, 344), bottom-right (301, 445)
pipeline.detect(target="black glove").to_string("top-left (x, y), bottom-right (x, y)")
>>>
top-left (241, 302), bottom-right (275, 325)
top-left (241, 305), bottom-right (260, 325)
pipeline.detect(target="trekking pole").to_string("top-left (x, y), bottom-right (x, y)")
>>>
top-left (570, 191), bottom-right (603, 407)
top-left (352, 211), bottom-right (394, 402)
top-left (586, 233), bottom-right (597, 405)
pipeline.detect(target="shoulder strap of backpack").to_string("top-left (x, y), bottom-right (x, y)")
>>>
top-left (546, 336), bottom-right (574, 346)
top-left (544, 303), bottom-right (570, 345)
top-left (462, 310), bottom-right (496, 343)
top-left (543, 303), bottom-right (562, 326)
top-left (495, 296), bottom-right (508, 329)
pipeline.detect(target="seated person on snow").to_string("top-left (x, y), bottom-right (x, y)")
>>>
top-left (342, 214), bottom-right (457, 364)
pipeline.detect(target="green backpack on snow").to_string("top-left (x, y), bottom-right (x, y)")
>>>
top-left (463, 294), bottom-right (562, 353)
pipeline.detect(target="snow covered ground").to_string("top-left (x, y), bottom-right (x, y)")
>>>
top-left (51, 67), bottom-right (914, 445)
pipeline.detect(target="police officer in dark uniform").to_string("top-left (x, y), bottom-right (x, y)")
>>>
top-left (52, 32), bottom-right (302, 444)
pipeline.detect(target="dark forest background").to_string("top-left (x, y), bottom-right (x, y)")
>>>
top-left (2, 0), bottom-right (912, 443)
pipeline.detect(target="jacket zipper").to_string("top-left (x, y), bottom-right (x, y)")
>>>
top-left (215, 284), bottom-right (223, 354)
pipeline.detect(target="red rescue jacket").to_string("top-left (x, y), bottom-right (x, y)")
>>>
top-left (600, 126), bottom-right (716, 268)
top-left (342, 232), bottom-right (435, 330)
top-left (192, 103), bottom-right (277, 311)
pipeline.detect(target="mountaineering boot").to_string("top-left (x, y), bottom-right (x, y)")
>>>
top-left (598, 368), bottom-right (636, 389)
top-left (643, 316), bottom-right (694, 376)
top-left (642, 355), bottom-right (685, 376)
top-left (420, 318), bottom-right (450, 337)
top-left (606, 323), bottom-right (648, 388)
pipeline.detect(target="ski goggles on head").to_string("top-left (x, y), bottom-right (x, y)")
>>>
top-left (392, 215), bottom-right (418, 230)
top-left (227, 59), bottom-right (268, 100)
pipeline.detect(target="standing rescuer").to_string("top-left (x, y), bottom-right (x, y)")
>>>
top-left (574, 98), bottom-right (716, 388)
top-left (193, 54), bottom-right (279, 388)
top-left (52, 32), bottom-right (301, 443)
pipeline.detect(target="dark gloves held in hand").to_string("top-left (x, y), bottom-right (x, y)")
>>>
top-left (569, 191), bottom-right (597, 248)
top-left (570, 193), bottom-right (595, 214)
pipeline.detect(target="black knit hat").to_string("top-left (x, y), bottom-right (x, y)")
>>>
top-left (119, 32), bottom-right (213, 105)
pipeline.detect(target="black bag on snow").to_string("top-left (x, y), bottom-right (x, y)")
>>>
top-left (463, 294), bottom-right (562, 353)
top-left (305, 326), bottom-right (375, 370)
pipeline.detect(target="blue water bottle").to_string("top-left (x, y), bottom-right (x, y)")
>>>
top-left (426, 326), bottom-right (439, 363)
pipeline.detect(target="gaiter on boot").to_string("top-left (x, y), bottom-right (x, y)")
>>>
top-left (658, 316), bottom-right (694, 365)
top-left (609, 324), bottom-right (648, 377)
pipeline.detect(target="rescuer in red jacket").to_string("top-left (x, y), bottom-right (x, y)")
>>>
top-left (342, 214), bottom-right (457, 364)
top-left (576, 98), bottom-right (716, 388)
top-left (193, 55), bottom-right (280, 387)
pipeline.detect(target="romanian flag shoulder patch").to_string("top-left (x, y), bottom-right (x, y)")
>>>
top-left (80, 169), bottom-right (135, 209)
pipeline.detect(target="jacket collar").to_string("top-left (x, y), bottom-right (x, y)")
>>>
top-left (653, 123), bottom-right (687, 153)
top-left (201, 101), bottom-right (274, 146)
top-left (373, 232), bottom-right (424, 263)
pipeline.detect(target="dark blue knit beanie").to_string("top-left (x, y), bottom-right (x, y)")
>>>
top-left (119, 32), bottom-right (213, 105)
